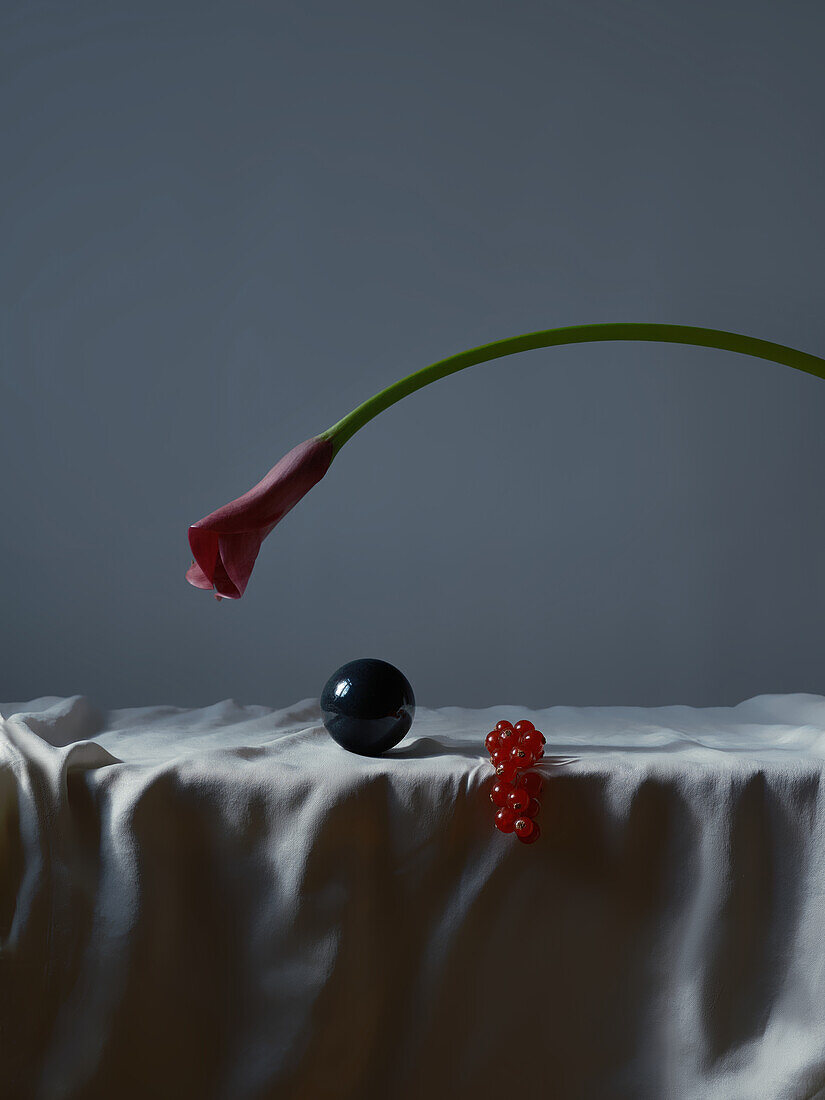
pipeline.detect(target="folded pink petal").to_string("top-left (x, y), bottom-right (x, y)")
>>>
top-left (218, 530), bottom-right (264, 598)
top-left (185, 560), bottom-right (213, 589)
top-left (186, 435), bottom-right (334, 600)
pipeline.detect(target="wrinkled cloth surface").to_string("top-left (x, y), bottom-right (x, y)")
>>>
top-left (2, 693), bottom-right (825, 1100)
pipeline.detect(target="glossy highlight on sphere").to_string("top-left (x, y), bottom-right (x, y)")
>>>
top-left (490, 780), bottom-right (515, 808)
top-left (320, 658), bottom-right (415, 757)
top-left (506, 788), bottom-right (530, 814)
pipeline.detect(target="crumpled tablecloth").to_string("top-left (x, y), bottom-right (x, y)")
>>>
top-left (3, 692), bottom-right (825, 1100)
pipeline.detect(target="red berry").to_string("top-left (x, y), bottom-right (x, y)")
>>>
top-left (494, 809), bottom-right (517, 833)
top-left (509, 746), bottom-right (533, 769)
top-left (506, 787), bottom-right (531, 814)
top-left (485, 731), bottom-right (501, 755)
top-left (491, 748), bottom-right (511, 769)
top-left (495, 720), bottom-right (514, 733)
top-left (513, 817), bottom-right (535, 839)
top-left (535, 730), bottom-right (546, 745)
top-left (519, 730), bottom-right (544, 755)
top-left (525, 797), bottom-right (541, 818)
top-left (517, 821), bottom-right (541, 844)
top-left (490, 780), bottom-right (515, 808)
top-left (513, 720), bottom-right (535, 735)
top-left (517, 772), bottom-right (543, 798)
top-left (496, 727), bottom-right (518, 749)
top-left (495, 763), bottom-right (518, 782)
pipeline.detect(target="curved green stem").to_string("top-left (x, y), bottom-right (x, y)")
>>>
top-left (319, 323), bottom-right (825, 457)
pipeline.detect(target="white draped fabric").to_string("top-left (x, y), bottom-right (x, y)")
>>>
top-left (3, 693), bottom-right (825, 1100)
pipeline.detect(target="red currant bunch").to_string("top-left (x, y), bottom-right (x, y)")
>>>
top-left (486, 719), bottom-right (546, 844)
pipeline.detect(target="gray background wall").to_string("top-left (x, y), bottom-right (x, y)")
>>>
top-left (3, 0), bottom-right (824, 711)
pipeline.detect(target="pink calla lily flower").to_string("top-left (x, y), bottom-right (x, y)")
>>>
top-left (186, 435), bottom-right (334, 600)
top-left (186, 325), bottom-right (825, 602)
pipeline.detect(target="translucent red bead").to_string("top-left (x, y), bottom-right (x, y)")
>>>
top-left (519, 730), bottom-right (544, 756)
top-left (518, 821), bottom-right (541, 844)
top-left (517, 772), bottom-right (543, 798)
top-left (491, 748), bottom-right (511, 770)
top-left (485, 717), bottom-right (545, 844)
top-left (490, 780), bottom-right (515, 808)
top-left (513, 817), bottom-right (535, 839)
top-left (506, 787), bottom-right (531, 815)
top-left (509, 746), bottom-right (533, 768)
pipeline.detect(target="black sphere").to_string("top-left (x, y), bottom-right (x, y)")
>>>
top-left (320, 658), bottom-right (415, 756)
